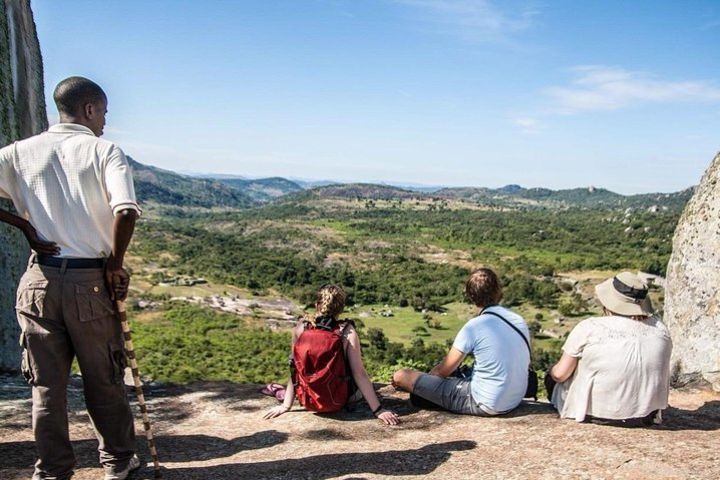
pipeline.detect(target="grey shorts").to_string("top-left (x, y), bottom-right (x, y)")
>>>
top-left (412, 374), bottom-right (498, 416)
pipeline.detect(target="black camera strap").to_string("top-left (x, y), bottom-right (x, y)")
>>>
top-left (482, 310), bottom-right (532, 359)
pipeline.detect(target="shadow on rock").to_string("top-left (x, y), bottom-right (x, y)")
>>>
top-left (300, 428), bottom-right (354, 441)
top-left (503, 400), bottom-right (556, 418)
top-left (389, 397), bottom-right (554, 419)
top-left (659, 401), bottom-right (720, 431)
top-left (147, 381), bottom-right (267, 413)
top-left (0, 439), bottom-right (96, 471)
top-left (0, 431), bottom-right (288, 471)
top-left (0, 375), bottom-right (32, 402)
top-left (151, 430), bottom-right (289, 462)
top-left (138, 396), bottom-right (195, 424)
top-left (318, 392), bottom-right (415, 423)
top-left (170, 440), bottom-right (477, 479)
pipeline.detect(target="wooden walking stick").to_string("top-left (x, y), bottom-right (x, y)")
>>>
top-left (117, 300), bottom-right (162, 478)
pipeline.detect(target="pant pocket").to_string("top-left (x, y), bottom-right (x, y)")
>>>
top-left (19, 333), bottom-right (35, 385)
top-left (76, 281), bottom-right (115, 322)
top-left (15, 279), bottom-right (49, 319)
top-left (109, 343), bottom-right (128, 384)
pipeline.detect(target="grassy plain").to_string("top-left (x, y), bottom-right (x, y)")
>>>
top-left (351, 303), bottom-right (472, 345)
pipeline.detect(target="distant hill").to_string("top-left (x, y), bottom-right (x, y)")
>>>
top-left (436, 185), bottom-right (622, 205)
top-left (622, 188), bottom-right (696, 209)
top-left (435, 184), bottom-right (693, 210)
top-left (215, 177), bottom-right (304, 203)
top-left (299, 183), bottom-right (419, 200)
top-left (291, 179), bottom-right (337, 189)
top-left (129, 160), bottom-right (693, 211)
top-left (129, 158), bottom-right (255, 208)
top-left (497, 184), bottom-right (525, 195)
top-left (522, 186), bottom-right (625, 205)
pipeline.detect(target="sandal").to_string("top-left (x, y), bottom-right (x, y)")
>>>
top-left (261, 383), bottom-right (287, 402)
top-left (274, 388), bottom-right (286, 402)
top-left (261, 383), bottom-right (284, 397)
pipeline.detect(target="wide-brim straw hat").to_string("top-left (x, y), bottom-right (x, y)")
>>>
top-left (595, 271), bottom-right (654, 317)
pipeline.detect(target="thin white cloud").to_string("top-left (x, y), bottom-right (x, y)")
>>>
top-left (395, 0), bottom-right (539, 44)
top-left (545, 65), bottom-right (720, 114)
top-left (511, 115), bottom-right (543, 134)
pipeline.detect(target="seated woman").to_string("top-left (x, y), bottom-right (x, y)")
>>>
top-left (263, 284), bottom-right (400, 425)
top-left (393, 268), bottom-right (530, 416)
top-left (547, 272), bottom-right (672, 426)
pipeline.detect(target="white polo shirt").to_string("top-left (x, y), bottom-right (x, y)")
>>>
top-left (0, 123), bottom-right (141, 258)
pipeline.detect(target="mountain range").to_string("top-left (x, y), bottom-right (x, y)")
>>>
top-left (129, 157), bottom-right (255, 208)
top-left (130, 158), bottom-right (693, 210)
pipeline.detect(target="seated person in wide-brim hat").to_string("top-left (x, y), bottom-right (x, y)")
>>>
top-left (546, 272), bottom-right (672, 426)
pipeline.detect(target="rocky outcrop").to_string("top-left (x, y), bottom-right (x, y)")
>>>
top-left (665, 152), bottom-right (720, 391)
top-left (0, 0), bottom-right (47, 371)
top-left (2, 379), bottom-right (720, 479)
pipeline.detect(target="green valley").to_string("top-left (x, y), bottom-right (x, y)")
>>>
top-left (124, 160), bottom-right (685, 387)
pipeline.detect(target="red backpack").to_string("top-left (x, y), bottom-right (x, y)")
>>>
top-left (292, 320), bottom-right (351, 413)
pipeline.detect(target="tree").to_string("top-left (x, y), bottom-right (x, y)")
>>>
top-left (558, 301), bottom-right (575, 317)
top-left (528, 321), bottom-right (542, 337)
top-left (428, 318), bottom-right (443, 329)
top-left (367, 328), bottom-right (388, 351)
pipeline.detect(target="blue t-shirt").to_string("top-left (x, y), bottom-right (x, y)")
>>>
top-left (452, 306), bottom-right (530, 412)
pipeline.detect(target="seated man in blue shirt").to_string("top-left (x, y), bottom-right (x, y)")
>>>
top-left (393, 268), bottom-right (530, 415)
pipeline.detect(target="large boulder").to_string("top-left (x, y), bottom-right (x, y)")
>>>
top-left (0, 0), bottom-right (47, 371)
top-left (665, 152), bottom-right (720, 391)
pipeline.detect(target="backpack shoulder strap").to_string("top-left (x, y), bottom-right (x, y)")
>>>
top-left (336, 320), bottom-right (355, 339)
top-left (483, 310), bottom-right (532, 357)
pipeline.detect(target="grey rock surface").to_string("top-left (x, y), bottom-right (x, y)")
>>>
top-left (0, 0), bottom-right (47, 371)
top-left (665, 152), bottom-right (720, 391)
top-left (2, 380), bottom-right (720, 479)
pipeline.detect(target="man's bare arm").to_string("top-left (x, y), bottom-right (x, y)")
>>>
top-left (105, 208), bottom-right (138, 302)
top-left (0, 208), bottom-right (60, 255)
top-left (429, 347), bottom-right (466, 378)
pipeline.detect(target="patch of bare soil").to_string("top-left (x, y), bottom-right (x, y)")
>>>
top-left (240, 220), bottom-right (345, 244)
top-left (1, 375), bottom-right (718, 479)
top-left (323, 251), bottom-right (384, 269)
top-left (418, 245), bottom-right (476, 269)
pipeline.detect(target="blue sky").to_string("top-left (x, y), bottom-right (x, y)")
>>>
top-left (33, 0), bottom-right (720, 193)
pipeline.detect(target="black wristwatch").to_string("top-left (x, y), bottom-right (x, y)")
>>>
top-left (372, 404), bottom-right (384, 416)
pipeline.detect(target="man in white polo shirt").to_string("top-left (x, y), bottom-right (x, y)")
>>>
top-left (0, 77), bottom-right (142, 480)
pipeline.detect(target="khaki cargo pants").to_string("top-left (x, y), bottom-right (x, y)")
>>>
top-left (17, 259), bottom-right (135, 480)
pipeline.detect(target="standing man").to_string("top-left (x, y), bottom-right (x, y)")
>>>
top-left (0, 77), bottom-right (142, 480)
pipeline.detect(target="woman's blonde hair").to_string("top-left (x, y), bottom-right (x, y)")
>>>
top-left (313, 284), bottom-right (346, 322)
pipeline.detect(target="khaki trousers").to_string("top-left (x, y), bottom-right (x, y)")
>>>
top-left (16, 259), bottom-right (135, 480)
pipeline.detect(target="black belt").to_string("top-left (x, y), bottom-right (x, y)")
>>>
top-left (36, 255), bottom-right (105, 269)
